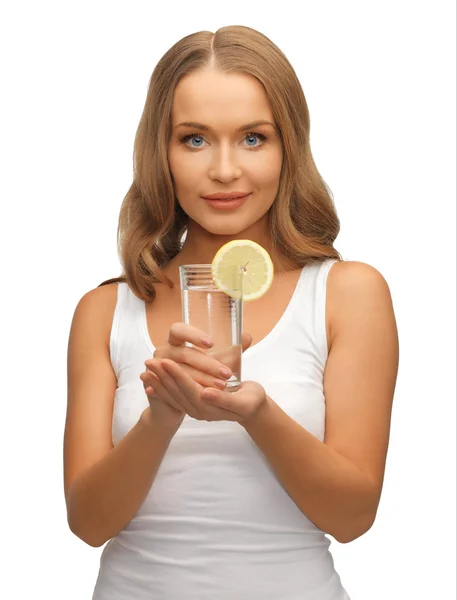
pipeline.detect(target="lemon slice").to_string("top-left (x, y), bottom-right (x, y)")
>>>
top-left (211, 240), bottom-right (274, 301)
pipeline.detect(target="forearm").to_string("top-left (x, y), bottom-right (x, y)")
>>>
top-left (243, 397), bottom-right (379, 543)
top-left (66, 408), bottom-right (177, 547)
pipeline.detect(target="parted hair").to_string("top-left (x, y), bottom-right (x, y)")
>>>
top-left (99, 25), bottom-right (342, 301)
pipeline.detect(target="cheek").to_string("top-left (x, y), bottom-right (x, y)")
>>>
top-left (168, 151), bottom-right (184, 186)
top-left (169, 152), bottom-right (206, 191)
top-left (251, 151), bottom-right (282, 188)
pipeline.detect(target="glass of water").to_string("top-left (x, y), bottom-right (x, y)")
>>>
top-left (179, 264), bottom-right (243, 391)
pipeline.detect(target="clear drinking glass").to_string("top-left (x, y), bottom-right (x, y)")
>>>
top-left (179, 264), bottom-right (243, 391)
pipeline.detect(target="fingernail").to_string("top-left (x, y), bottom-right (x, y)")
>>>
top-left (218, 368), bottom-right (232, 379)
top-left (214, 379), bottom-right (227, 390)
top-left (202, 338), bottom-right (214, 347)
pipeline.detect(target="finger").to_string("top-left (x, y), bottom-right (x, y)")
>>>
top-left (208, 345), bottom-right (241, 377)
top-left (178, 363), bottom-right (228, 390)
top-left (146, 349), bottom-right (233, 382)
top-left (201, 387), bottom-right (240, 414)
top-left (199, 387), bottom-right (240, 421)
top-left (141, 370), bottom-right (183, 412)
top-left (140, 369), bottom-right (159, 392)
top-left (162, 360), bottom-right (238, 422)
top-left (202, 381), bottom-right (266, 423)
top-left (168, 322), bottom-right (215, 349)
top-left (148, 360), bottom-right (201, 419)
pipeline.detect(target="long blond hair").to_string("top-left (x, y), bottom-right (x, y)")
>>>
top-left (99, 25), bottom-right (343, 301)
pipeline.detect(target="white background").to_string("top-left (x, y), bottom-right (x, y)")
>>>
top-left (1, 1), bottom-right (455, 598)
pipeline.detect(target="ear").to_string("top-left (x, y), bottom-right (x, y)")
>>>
top-left (241, 333), bottom-right (253, 353)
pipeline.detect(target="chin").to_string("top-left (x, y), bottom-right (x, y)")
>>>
top-left (200, 219), bottom-right (254, 237)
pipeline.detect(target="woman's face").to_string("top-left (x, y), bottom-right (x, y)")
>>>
top-left (168, 68), bottom-right (283, 237)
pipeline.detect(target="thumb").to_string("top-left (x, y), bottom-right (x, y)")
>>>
top-left (241, 333), bottom-right (253, 353)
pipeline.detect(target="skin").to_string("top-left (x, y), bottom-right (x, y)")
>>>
top-left (140, 67), bottom-right (399, 543)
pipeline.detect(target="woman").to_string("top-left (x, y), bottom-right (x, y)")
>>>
top-left (64, 25), bottom-right (399, 599)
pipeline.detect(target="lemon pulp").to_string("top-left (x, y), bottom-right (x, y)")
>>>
top-left (211, 240), bottom-right (274, 301)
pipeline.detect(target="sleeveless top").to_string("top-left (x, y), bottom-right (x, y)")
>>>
top-left (92, 258), bottom-right (350, 600)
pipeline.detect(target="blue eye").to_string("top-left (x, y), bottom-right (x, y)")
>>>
top-left (180, 132), bottom-right (266, 149)
top-left (180, 134), bottom-right (207, 148)
top-left (243, 133), bottom-right (267, 148)
top-left (188, 135), bottom-right (205, 147)
top-left (245, 135), bottom-right (259, 146)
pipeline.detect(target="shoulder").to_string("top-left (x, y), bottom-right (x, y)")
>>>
top-left (326, 260), bottom-right (394, 348)
top-left (71, 283), bottom-right (120, 349)
top-left (76, 282), bottom-right (119, 314)
top-left (327, 259), bottom-right (390, 288)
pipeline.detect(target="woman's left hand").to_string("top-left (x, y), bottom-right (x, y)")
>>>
top-left (142, 358), bottom-right (267, 423)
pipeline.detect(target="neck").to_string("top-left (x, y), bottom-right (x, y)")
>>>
top-left (179, 218), bottom-right (273, 264)
top-left (161, 218), bottom-right (297, 286)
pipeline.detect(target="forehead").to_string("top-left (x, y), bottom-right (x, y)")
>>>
top-left (171, 69), bottom-right (274, 126)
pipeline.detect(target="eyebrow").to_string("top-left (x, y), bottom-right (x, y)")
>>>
top-left (174, 120), bottom-right (276, 132)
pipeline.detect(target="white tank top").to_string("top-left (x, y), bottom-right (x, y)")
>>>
top-left (93, 258), bottom-right (350, 600)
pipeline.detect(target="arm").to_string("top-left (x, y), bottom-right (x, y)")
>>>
top-left (66, 408), bottom-right (176, 548)
top-left (243, 262), bottom-right (399, 543)
top-left (64, 286), bottom-right (178, 548)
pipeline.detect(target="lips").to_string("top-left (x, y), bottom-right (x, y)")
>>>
top-left (202, 193), bottom-right (251, 210)
top-left (201, 192), bottom-right (250, 200)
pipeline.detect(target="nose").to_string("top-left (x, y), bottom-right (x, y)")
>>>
top-left (208, 144), bottom-right (242, 182)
